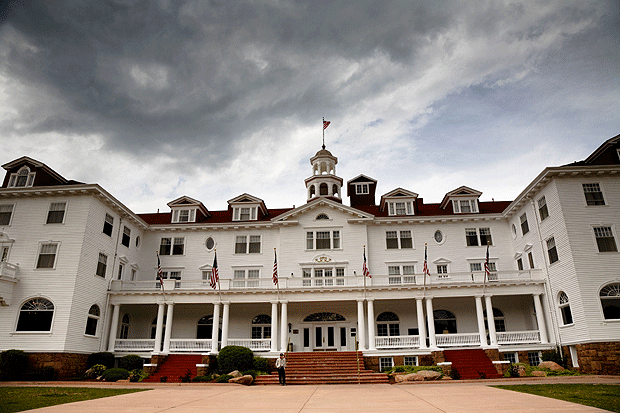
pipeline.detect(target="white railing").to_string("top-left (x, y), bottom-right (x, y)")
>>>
top-left (375, 335), bottom-right (420, 349)
top-left (169, 339), bottom-right (212, 352)
top-left (497, 330), bottom-right (541, 344)
top-left (435, 333), bottom-right (481, 347)
top-left (114, 339), bottom-right (156, 352)
top-left (0, 262), bottom-right (18, 279)
top-left (226, 339), bottom-right (271, 351)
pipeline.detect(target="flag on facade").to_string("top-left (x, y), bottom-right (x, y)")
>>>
top-left (157, 253), bottom-right (164, 288)
top-left (210, 251), bottom-right (219, 289)
top-left (484, 243), bottom-right (490, 278)
top-left (423, 244), bottom-right (430, 277)
top-left (323, 120), bottom-right (331, 130)
top-left (273, 249), bottom-right (278, 285)
top-left (362, 248), bottom-right (371, 278)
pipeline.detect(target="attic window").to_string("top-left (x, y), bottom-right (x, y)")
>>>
top-left (8, 166), bottom-right (35, 188)
top-left (233, 206), bottom-right (258, 221)
top-left (316, 213), bottom-right (329, 220)
top-left (452, 199), bottom-right (478, 214)
top-left (388, 201), bottom-right (414, 216)
top-left (356, 184), bottom-right (369, 195)
top-left (172, 208), bottom-right (196, 223)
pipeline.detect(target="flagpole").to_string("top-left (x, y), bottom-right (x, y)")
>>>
top-left (363, 245), bottom-right (367, 300)
top-left (156, 251), bottom-right (167, 302)
top-left (322, 117), bottom-right (325, 149)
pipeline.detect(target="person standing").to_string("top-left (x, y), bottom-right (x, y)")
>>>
top-left (275, 353), bottom-right (287, 385)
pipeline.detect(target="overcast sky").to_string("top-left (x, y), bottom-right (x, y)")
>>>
top-left (1, 0), bottom-right (618, 214)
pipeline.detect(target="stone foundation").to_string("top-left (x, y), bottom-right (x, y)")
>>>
top-left (574, 342), bottom-right (620, 375)
top-left (27, 353), bottom-right (89, 380)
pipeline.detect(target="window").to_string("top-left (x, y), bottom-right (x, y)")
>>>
top-left (433, 230), bottom-right (444, 244)
top-left (385, 230), bottom-right (413, 249)
top-left (546, 237), bottom-right (559, 264)
top-left (593, 227), bottom-right (618, 252)
top-left (120, 314), bottom-right (130, 339)
top-left (503, 352), bottom-right (518, 363)
top-left (387, 201), bottom-right (414, 216)
top-left (470, 262), bottom-right (482, 272)
top-left (528, 351), bottom-right (541, 366)
top-left (205, 236), bottom-right (216, 251)
top-left (583, 183), bottom-right (605, 205)
top-left (484, 307), bottom-right (506, 332)
top-left (517, 258), bottom-right (523, 271)
top-left (0, 204), bottom-right (14, 226)
top-left (235, 235), bottom-right (261, 254)
top-left (117, 263), bottom-right (124, 280)
top-left (465, 228), bottom-right (479, 246)
top-left (356, 184), bottom-right (369, 195)
top-left (121, 226), bottom-right (131, 247)
top-left (233, 269), bottom-right (260, 288)
top-left (387, 265), bottom-right (415, 284)
top-left (600, 283), bottom-right (620, 320)
top-left (251, 314), bottom-right (271, 339)
top-left (404, 356), bottom-right (418, 366)
top-left (538, 197), bottom-right (549, 221)
top-left (520, 213), bottom-right (529, 235)
top-left (528, 251), bottom-right (535, 269)
top-left (196, 315), bottom-right (212, 339)
top-left (36, 243), bottom-right (58, 269)
top-left (377, 312), bottom-right (400, 337)
top-left (433, 310), bottom-right (457, 334)
top-left (16, 298), bottom-right (54, 331)
top-left (379, 357), bottom-right (394, 372)
top-left (131, 268), bottom-right (137, 281)
top-left (437, 264), bottom-right (448, 274)
top-left (102, 213), bottom-right (114, 236)
top-left (85, 304), bottom-right (100, 336)
top-left (452, 199), bottom-right (478, 214)
top-left (302, 267), bottom-right (345, 286)
top-left (306, 230), bottom-right (340, 250)
top-left (96, 253), bottom-right (107, 277)
top-left (316, 213), bottom-right (329, 220)
top-left (8, 166), bottom-right (35, 188)
top-left (233, 206), bottom-right (258, 221)
top-left (159, 237), bottom-right (185, 255)
top-left (558, 292), bottom-right (573, 325)
top-left (172, 208), bottom-right (196, 223)
top-left (479, 228), bottom-right (492, 246)
top-left (46, 202), bottom-right (66, 224)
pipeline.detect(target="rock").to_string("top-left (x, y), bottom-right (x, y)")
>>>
top-left (441, 376), bottom-right (453, 380)
top-left (518, 366), bottom-right (527, 377)
top-left (228, 370), bottom-right (243, 378)
top-left (416, 370), bottom-right (441, 380)
top-left (228, 375), bottom-right (253, 385)
top-left (531, 370), bottom-right (547, 377)
top-left (538, 361), bottom-right (564, 371)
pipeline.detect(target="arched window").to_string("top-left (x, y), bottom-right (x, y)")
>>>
top-left (85, 304), bottom-right (100, 336)
top-left (434, 310), bottom-right (457, 334)
top-left (9, 166), bottom-right (35, 188)
top-left (319, 183), bottom-right (328, 196)
top-left (558, 292), bottom-right (573, 325)
top-left (600, 283), bottom-right (620, 320)
top-left (484, 307), bottom-right (506, 332)
top-left (377, 312), bottom-right (400, 336)
top-left (316, 213), bottom-right (329, 220)
top-left (303, 312), bottom-right (346, 322)
top-left (120, 314), bottom-right (130, 339)
top-left (150, 315), bottom-right (166, 339)
top-left (332, 184), bottom-right (339, 197)
top-left (197, 315), bottom-right (213, 339)
top-left (252, 314), bottom-right (271, 339)
top-left (309, 185), bottom-right (316, 197)
top-left (16, 298), bottom-right (54, 331)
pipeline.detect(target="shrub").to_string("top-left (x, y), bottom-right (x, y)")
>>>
top-left (87, 352), bottom-right (115, 369)
top-left (119, 355), bottom-right (144, 371)
top-left (507, 363), bottom-right (520, 378)
top-left (192, 375), bottom-right (213, 382)
top-left (29, 366), bottom-right (58, 381)
top-left (253, 356), bottom-right (269, 373)
top-left (85, 364), bottom-right (107, 379)
top-left (180, 369), bottom-right (192, 383)
top-left (242, 370), bottom-right (260, 378)
top-left (129, 369), bottom-right (149, 382)
top-left (217, 346), bottom-right (254, 373)
top-left (0, 349), bottom-right (29, 381)
top-left (450, 367), bottom-right (460, 380)
top-left (384, 365), bottom-right (443, 375)
top-left (100, 368), bottom-right (130, 382)
top-left (215, 374), bottom-right (233, 383)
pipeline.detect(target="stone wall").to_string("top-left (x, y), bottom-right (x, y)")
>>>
top-left (575, 342), bottom-right (620, 375)
top-left (28, 353), bottom-right (89, 380)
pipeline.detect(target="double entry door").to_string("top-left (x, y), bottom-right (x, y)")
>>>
top-left (303, 324), bottom-right (348, 351)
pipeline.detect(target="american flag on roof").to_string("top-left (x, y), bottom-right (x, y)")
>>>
top-left (273, 249), bottom-right (278, 285)
top-left (362, 248), bottom-right (370, 278)
top-left (423, 244), bottom-right (430, 277)
top-left (210, 251), bottom-right (219, 289)
top-left (323, 120), bottom-right (331, 130)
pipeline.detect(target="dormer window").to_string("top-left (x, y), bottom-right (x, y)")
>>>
top-left (452, 199), bottom-right (478, 214)
top-left (388, 201), bottom-right (414, 216)
top-left (172, 208), bottom-right (196, 223)
top-left (234, 206), bottom-right (257, 221)
top-left (8, 166), bottom-right (35, 188)
top-left (356, 184), bottom-right (369, 195)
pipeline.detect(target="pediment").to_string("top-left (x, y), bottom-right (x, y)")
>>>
top-left (432, 257), bottom-right (451, 265)
top-left (167, 195), bottom-right (203, 207)
top-left (228, 193), bottom-right (264, 205)
top-left (440, 186), bottom-right (482, 209)
top-left (273, 197), bottom-right (374, 222)
top-left (347, 174), bottom-right (377, 184)
top-left (381, 187), bottom-right (418, 200)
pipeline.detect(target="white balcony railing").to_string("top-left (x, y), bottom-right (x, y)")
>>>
top-left (226, 339), bottom-right (271, 351)
top-left (114, 339), bottom-right (156, 352)
top-left (169, 339), bottom-right (212, 352)
top-left (497, 330), bottom-right (541, 345)
top-left (375, 335), bottom-right (420, 349)
top-left (435, 333), bottom-right (481, 347)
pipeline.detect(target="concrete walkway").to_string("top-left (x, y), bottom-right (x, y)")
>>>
top-left (5, 376), bottom-right (619, 413)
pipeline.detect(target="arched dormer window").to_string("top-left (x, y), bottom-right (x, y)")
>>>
top-left (8, 166), bottom-right (36, 188)
top-left (600, 284), bottom-right (620, 320)
top-left (377, 311), bottom-right (400, 336)
top-left (16, 298), bottom-right (54, 331)
top-left (252, 314), bottom-right (271, 339)
top-left (558, 292), bottom-right (573, 325)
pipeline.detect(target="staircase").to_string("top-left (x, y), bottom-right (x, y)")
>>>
top-left (254, 351), bottom-right (389, 385)
top-left (443, 349), bottom-right (501, 380)
top-left (143, 354), bottom-right (202, 383)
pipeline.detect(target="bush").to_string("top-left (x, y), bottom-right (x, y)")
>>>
top-left (119, 355), bottom-right (144, 371)
top-left (217, 346), bottom-right (254, 374)
top-left (24, 366), bottom-right (58, 381)
top-left (160, 375), bottom-right (168, 383)
top-left (129, 369), bottom-right (149, 382)
top-left (100, 368), bottom-right (130, 382)
top-left (242, 370), bottom-right (260, 378)
top-left (192, 375), bottom-right (213, 382)
top-left (450, 367), bottom-right (460, 380)
top-left (215, 374), bottom-right (233, 383)
top-left (384, 365), bottom-right (443, 375)
top-left (0, 349), bottom-right (29, 381)
top-left (507, 363), bottom-right (520, 378)
top-left (87, 352), bottom-right (115, 369)
top-left (85, 364), bottom-right (107, 379)
top-left (253, 356), bottom-right (269, 373)
top-left (180, 369), bottom-right (192, 383)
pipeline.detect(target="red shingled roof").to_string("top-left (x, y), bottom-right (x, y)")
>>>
top-left (138, 207), bottom-right (294, 225)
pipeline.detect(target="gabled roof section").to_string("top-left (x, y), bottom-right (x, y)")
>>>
top-left (167, 195), bottom-right (210, 218)
top-left (380, 188), bottom-right (419, 211)
top-left (2, 156), bottom-right (80, 187)
top-left (347, 174), bottom-right (377, 184)
top-left (581, 133), bottom-right (620, 166)
top-left (273, 197), bottom-right (374, 222)
top-left (440, 186), bottom-right (482, 209)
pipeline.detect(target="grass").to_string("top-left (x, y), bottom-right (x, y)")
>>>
top-left (0, 387), bottom-right (148, 413)
top-left (494, 384), bottom-right (620, 413)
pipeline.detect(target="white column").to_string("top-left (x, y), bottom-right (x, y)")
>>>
top-left (107, 304), bottom-right (120, 352)
top-left (280, 301), bottom-right (288, 352)
top-left (533, 293), bottom-right (549, 344)
top-left (162, 302), bottom-right (174, 353)
top-left (221, 302), bottom-right (230, 349)
top-left (367, 299), bottom-right (376, 351)
top-left (153, 303), bottom-right (165, 354)
top-left (212, 303), bottom-right (221, 354)
top-left (357, 299), bottom-right (366, 350)
top-left (425, 297), bottom-right (437, 348)
top-left (485, 295), bottom-right (497, 346)
top-left (271, 301), bottom-right (279, 352)
top-left (475, 296), bottom-right (487, 347)
top-left (416, 298), bottom-right (427, 349)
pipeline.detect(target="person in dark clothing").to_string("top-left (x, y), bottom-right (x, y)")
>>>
top-left (275, 353), bottom-right (287, 385)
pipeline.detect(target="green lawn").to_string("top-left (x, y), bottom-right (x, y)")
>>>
top-left (0, 387), bottom-right (148, 413)
top-left (494, 384), bottom-right (620, 413)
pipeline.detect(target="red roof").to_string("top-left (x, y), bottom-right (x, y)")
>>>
top-left (138, 207), bottom-right (294, 225)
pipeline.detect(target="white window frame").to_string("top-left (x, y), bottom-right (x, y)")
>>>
top-left (172, 208), bottom-right (196, 223)
top-left (582, 182), bottom-right (606, 206)
top-left (465, 228), bottom-right (493, 246)
top-left (403, 356), bottom-right (418, 366)
top-left (0, 204), bottom-right (15, 226)
top-left (8, 166), bottom-right (35, 188)
top-left (306, 229), bottom-right (341, 250)
top-left (121, 226), bottom-right (131, 248)
top-left (452, 199), bottom-right (479, 214)
top-left (546, 236), bottom-right (559, 264)
top-left (355, 183), bottom-right (369, 195)
top-left (437, 264), bottom-right (448, 274)
top-left (159, 237), bottom-right (185, 256)
top-left (301, 266), bottom-right (346, 287)
top-left (385, 230), bottom-right (413, 249)
top-left (537, 196), bottom-right (549, 221)
top-left (102, 213), bottom-right (114, 236)
top-left (232, 268), bottom-right (261, 288)
top-left (593, 226), bottom-right (618, 253)
top-left (46, 201), bottom-right (67, 224)
top-left (387, 201), bottom-right (414, 216)
top-left (520, 213), bottom-right (529, 235)
top-left (96, 252), bottom-right (107, 278)
top-left (36, 242), bottom-right (60, 269)
top-left (233, 206), bottom-right (258, 221)
top-left (386, 263), bottom-right (415, 284)
top-left (85, 304), bottom-right (100, 337)
top-left (379, 357), bottom-right (394, 371)
top-left (235, 235), bottom-right (261, 254)
top-left (558, 291), bottom-right (574, 326)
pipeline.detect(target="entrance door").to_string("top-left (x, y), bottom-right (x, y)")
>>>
top-left (314, 325), bottom-right (336, 350)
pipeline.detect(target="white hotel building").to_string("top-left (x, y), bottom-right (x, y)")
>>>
top-left (0, 134), bottom-right (619, 378)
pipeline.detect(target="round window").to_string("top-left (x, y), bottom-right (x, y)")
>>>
top-left (135, 236), bottom-right (141, 249)
top-left (205, 237), bottom-right (216, 251)
top-left (434, 230), bottom-right (443, 244)
top-left (511, 224), bottom-right (517, 239)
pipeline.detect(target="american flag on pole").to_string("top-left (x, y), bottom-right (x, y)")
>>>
top-left (272, 249), bottom-right (278, 285)
top-left (362, 248), bottom-right (371, 278)
top-left (323, 120), bottom-right (331, 130)
top-left (484, 243), bottom-right (490, 279)
top-left (210, 251), bottom-right (219, 289)
top-left (157, 253), bottom-right (164, 288)
top-left (423, 244), bottom-right (430, 277)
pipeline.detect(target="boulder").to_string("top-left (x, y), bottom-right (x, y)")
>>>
top-left (531, 370), bottom-right (547, 377)
top-left (538, 361), bottom-right (564, 371)
top-left (394, 370), bottom-right (442, 382)
top-left (416, 370), bottom-right (441, 380)
top-left (229, 375), bottom-right (253, 385)
top-left (228, 370), bottom-right (243, 378)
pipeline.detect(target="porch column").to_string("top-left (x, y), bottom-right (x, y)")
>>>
top-left (416, 298), bottom-right (427, 349)
top-left (425, 297), bottom-right (437, 348)
top-left (270, 301), bottom-right (278, 352)
top-left (357, 299), bottom-right (366, 350)
top-left (221, 302), bottom-right (230, 348)
top-left (153, 303), bottom-right (165, 354)
top-left (367, 299), bottom-right (376, 351)
top-left (280, 301), bottom-right (288, 352)
top-left (162, 302), bottom-right (174, 353)
top-left (211, 302), bottom-right (221, 354)
top-left (533, 293), bottom-right (549, 344)
top-left (475, 296), bottom-right (488, 347)
top-left (107, 304), bottom-right (120, 352)
top-left (484, 296), bottom-right (497, 346)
